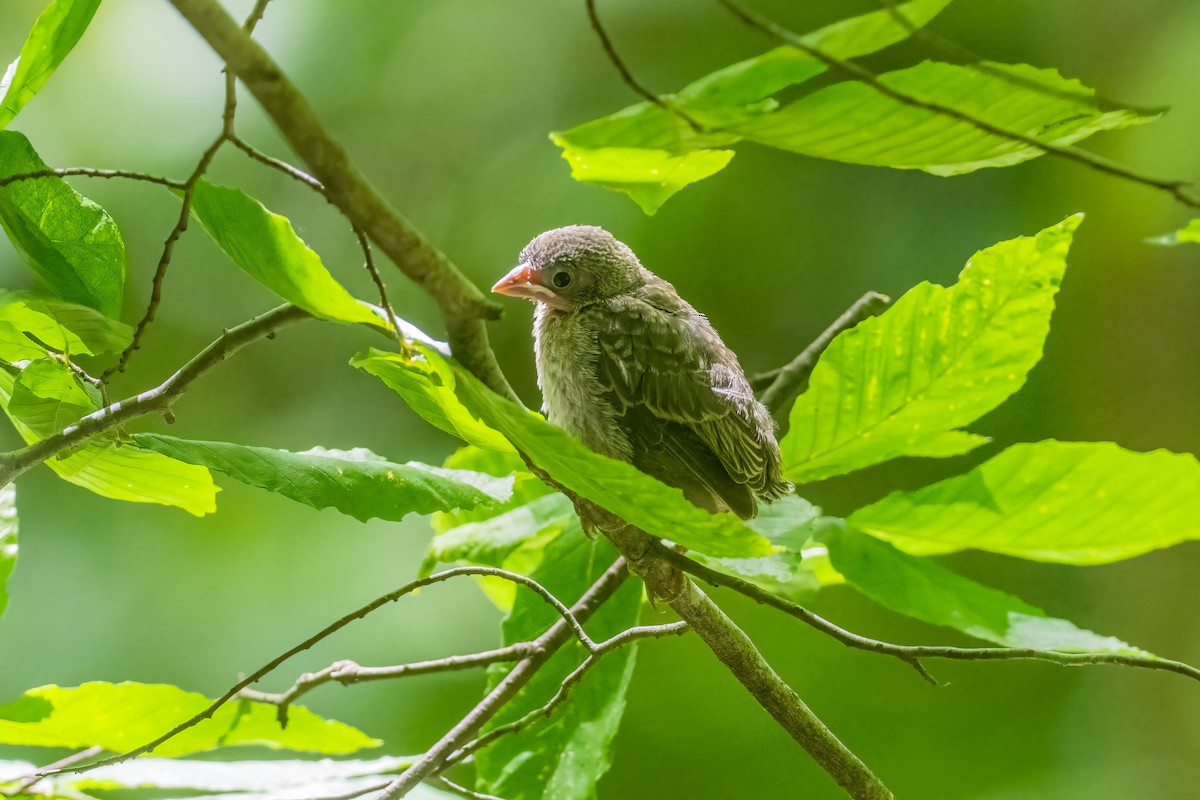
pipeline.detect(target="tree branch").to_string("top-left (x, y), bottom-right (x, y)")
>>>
top-left (758, 291), bottom-right (890, 421)
top-left (660, 545), bottom-right (1200, 684)
top-left (0, 304), bottom-right (309, 489)
top-left (166, 0), bottom-right (514, 400)
top-left (716, 0), bottom-right (1200, 211)
top-left (377, 558), bottom-right (630, 799)
top-left (0, 168), bottom-right (184, 190)
top-left (40, 564), bottom-right (612, 779)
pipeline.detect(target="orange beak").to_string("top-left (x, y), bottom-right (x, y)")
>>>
top-left (492, 263), bottom-right (569, 309)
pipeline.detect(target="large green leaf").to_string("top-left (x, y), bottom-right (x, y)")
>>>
top-left (781, 216), bottom-right (1079, 483)
top-left (0, 484), bottom-right (15, 621)
top-left (0, 681), bottom-right (378, 756)
top-left (552, 0), bottom-right (956, 212)
top-left (0, 290), bottom-right (132, 361)
top-left (135, 434), bottom-right (510, 523)
top-left (0, 0), bottom-right (102, 129)
top-left (8, 357), bottom-right (98, 438)
top-left (0, 366), bottom-right (218, 516)
top-left (187, 180), bottom-right (381, 327)
top-left (431, 446), bottom-right (554, 535)
top-left (0, 131), bottom-right (125, 317)
top-left (353, 347), bottom-right (771, 558)
top-left (476, 529), bottom-right (642, 800)
top-left (849, 440), bottom-right (1200, 565)
top-left (825, 523), bottom-right (1150, 654)
top-left (735, 62), bottom-right (1157, 175)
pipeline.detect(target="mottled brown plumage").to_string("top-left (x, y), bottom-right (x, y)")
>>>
top-left (494, 225), bottom-right (791, 519)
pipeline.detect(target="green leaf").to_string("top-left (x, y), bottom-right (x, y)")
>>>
top-left (423, 493), bottom-right (575, 575)
top-left (431, 445), bottom-right (554, 535)
top-left (0, 484), bottom-right (15, 620)
top-left (476, 530), bottom-right (641, 800)
top-left (736, 62), bottom-right (1157, 175)
top-left (1147, 218), bottom-right (1200, 246)
top-left (0, 131), bottom-right (125, 317)
top-left (187, 180), bottom-right (381, 327)
top-left (552, 0), bottom-right (956, 211)
top-left (826, 523), bottom-right (1151, 653)
top-left (782, 215), bottom-right (1079, 483)
top-left (0, 290), bottom-right (132, 361)
top-left (0, 681), bottom-right (378, 756)
top-left (0, 0), bottom-right (102, 129)
top-left (351, 346), bottom-right (514, 453)
top-left (134, 434), bottom-right (509, 523)
top-left (8, 358), bottom-right (96, 438)
top-left (849, 440), bottom-right (1200, 565)
top-left (0, 366), bottom-right (218, 516)
top-left (354, 347), bottom-right (771, 558)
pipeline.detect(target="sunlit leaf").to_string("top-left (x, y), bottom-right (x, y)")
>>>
top-left (431, 446), bottom-right (553, 535)
top-left (354, 347), bottom-right (772, 558)
top-left (351, 346), bottom-right (514, 453)
top-left (737, 62), bottom-right (1157, 175)
top-left (826, 523), bottom-right (1151, 653)
top-left (1147, 218), bottom-right (1200, 246)
top-left (135, 434), bottom-right (510, 523)
top-left (782, 215), bottom-right (1079, 483)
top-left (0, 682), bottom-right (378, 756)
top-left (0, 290), bottom-right (132, 362)
top-left (187, 180), bottom-right (381, 327)
top-left (0, 484), bottom-right (15, 620)
top-left (0, 0), bottom-right (101, 129)
top-left (0, 131), bottom-right (125, 317)
top-left (552, 0), bottom-right (957, 211)
top-left (422, 492), bottom-right (574, 579)
top-left (849, 440), bottom-right (1200, 564)
top-left (0, 366), bottom-right (218, 516)
top-left (476, 530), bottom-right (641, 800)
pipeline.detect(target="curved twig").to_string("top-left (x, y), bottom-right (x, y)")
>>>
top-left (0, 168), bottom-right (184, 190)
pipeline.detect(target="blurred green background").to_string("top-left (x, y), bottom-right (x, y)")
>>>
top-left (2, 1), bottom-right (1198, 797)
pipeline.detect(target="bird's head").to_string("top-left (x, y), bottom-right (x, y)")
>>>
top-left (492, 225), bottom-right (643, 311)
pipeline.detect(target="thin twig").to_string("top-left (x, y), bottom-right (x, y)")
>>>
top-left (584, 0), bottom-right (702, 132)
top-left (716, 0), bottom-right (1200, 211)
top-left (237, 645), bottom-right (538, 726)
top-left (0, 168), bottom-right (184, 190)
top-left (41, 565), bottom-right (603, 779)
top-left (1, 746), bottom-right (102, 797)
top-left (0, 304), bottom-right (308, 489)
top-left (659, 546), bottom-right (1200, 684)
top-left (758, 291), bottom-right (890, 422)
top-left (446, 622), bottom-right (690, 766)
top-left (432, 776), bottom-right (508, 800)
top-left (377, 558), bottom-right (630, 799)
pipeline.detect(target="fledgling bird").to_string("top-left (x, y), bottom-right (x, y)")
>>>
top-left (493, 225), bottom-right (792, 519)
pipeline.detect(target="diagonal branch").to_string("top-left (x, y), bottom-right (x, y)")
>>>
top-left (0, 304), bottom-right (309, 488)
top-left (166, 0), bottom-right (514, 400)
top-left (660, 546), bottom-right (1200, 684)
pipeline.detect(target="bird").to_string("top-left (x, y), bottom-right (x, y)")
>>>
top-left (492, 225), bottom-right (791, 520)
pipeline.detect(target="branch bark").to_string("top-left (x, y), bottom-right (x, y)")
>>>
top-left (167, 0), bottom-right (515, 400)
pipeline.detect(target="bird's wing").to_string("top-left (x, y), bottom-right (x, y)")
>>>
top-left (589, 292), bottom-right (770, 517)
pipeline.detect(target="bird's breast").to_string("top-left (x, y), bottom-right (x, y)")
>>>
top-left (534, 307), bottom-right (631, 462)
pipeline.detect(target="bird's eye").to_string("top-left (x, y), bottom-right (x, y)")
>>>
top-left (552, 271), bottom-right (571, 288)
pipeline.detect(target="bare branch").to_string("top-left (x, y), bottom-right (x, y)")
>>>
top-left (584, 0), bottom-right (702, 131)
top-left (0, 304), bottom-right (309, 489)
top-left (1, 746), bottom-right (102, 797)
top-left (758, 291), bottom-right (890, 421)
top-left (378, 558), bottom-right (630, 799)
top-left (238, 645), bottom-right (539, 727)
top-left (432, 776), bottom-right (506, 800)
top-left (0, 168), bottom-right (184, 190)
top-left (39, 565), bottom-right (602, 779)
top-left (659, 546), bottom-right (1200, 684)
top-left (445, 621), bottom-right (690, 766)
top-left (716, 0), bottom-right (1200, 211)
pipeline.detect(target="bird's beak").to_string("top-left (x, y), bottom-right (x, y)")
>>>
top-left (492, 263), bottom-right (569, 309)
